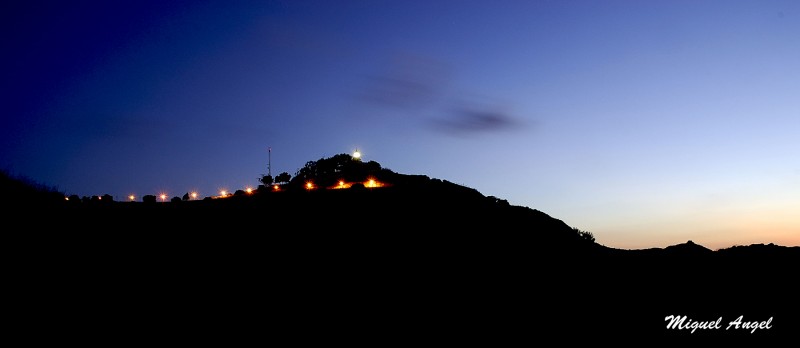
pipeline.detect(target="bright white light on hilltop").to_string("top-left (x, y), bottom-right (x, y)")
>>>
top-left (353, 150), bottom-right (361, 159)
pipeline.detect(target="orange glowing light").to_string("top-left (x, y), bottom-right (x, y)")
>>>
top-left (306, 182), bottom-right (314, 190)
top-left (129, 195), bottom-right (135, 201)
top-left (273, 185), bottom-right (280, 191)
top-left (333, 180), bottom-right (352, 189)
top-left (246, 187), bottom-right (253, 194)
top-left (364, 178), bottom-right (385, 188)
top-left (220, 190), bottom-right (227, 197)
top-left (191, 192), bottom-right (198, 199)
top-left (160, 194), bottom-right (167, 201)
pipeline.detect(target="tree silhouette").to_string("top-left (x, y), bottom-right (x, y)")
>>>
top-left (275, 172), bottom-right (291, 184)
top-left (260, 174), bottom-right (274, 186)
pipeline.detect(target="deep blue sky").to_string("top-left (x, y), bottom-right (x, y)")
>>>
top-left (2, 0), bottom-right (798, 249)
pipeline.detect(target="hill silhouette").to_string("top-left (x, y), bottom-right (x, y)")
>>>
top-left (4, 154), bottom-right (798, 343)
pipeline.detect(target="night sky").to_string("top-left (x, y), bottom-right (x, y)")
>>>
top-left (2, 1), bottom-right (798, 249)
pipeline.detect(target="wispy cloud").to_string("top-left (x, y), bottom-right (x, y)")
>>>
top-left (357, 52), bottom-right (527, 135)
top-left (358, 53), bottom-right (450, 112)
top-left (432, 107), bottom-right (522, 135)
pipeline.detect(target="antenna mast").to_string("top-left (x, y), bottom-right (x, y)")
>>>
top-left (268, 147), bottom-right (272, 177)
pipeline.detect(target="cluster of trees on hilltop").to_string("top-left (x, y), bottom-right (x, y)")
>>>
top-left (259, 171), bottom-right (292, 187)
top-left (285, 153), bottom-right (393, 189)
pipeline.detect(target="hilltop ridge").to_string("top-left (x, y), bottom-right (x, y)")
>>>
top-left (3, 154), bottom-right (798, 342)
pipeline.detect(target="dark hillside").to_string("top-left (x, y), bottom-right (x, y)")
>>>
top-left (3, 158), bottom-right (797, 343)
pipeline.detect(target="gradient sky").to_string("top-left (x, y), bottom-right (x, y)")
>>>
top-left (2, 0), bottom-right (798, 249)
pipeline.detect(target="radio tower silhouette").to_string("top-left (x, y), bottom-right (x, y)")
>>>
top-left (267, 147), bottom-right (271, 177)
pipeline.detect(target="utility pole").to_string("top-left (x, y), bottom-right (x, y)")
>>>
top-left (268, 147), bottom-right (272, 177)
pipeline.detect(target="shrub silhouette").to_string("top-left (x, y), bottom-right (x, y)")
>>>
top-left (572, 227), bottom-right (596, 243)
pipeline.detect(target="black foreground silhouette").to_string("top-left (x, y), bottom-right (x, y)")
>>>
top-left (5, 154), bottom-right (797, 343)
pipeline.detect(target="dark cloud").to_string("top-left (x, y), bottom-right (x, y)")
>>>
top-left (432, 107), bottom-right (523, 135)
